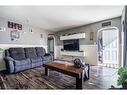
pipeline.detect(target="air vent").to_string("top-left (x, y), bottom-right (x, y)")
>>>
top-left (102, 21), bottom-right (111, 27)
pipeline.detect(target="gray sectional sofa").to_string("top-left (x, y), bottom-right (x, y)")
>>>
top-left (4, 47), bottom-right (53, 73)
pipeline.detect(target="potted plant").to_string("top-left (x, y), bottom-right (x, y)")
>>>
top-left (117, 67), bottom-right (127, 89)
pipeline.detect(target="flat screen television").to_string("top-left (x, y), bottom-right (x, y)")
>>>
top-left (63, 39), bottom-right (79, 51)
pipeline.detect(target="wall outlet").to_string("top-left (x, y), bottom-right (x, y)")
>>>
top-left (40, 34), bottom-right (43, 38)
top-left (0, 27), bottom-right (5, 32)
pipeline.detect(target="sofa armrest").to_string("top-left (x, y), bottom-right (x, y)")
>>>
top-left (4, 57), bottom-right (15, 73)
top-left (44, 53), bottom-right (54, 60)
top-left (4, 56), bottom-right (14, 61)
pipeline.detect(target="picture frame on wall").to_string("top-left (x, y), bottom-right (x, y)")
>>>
top-left (8, 21), bottom-right (22, 30)
top-left (8, 21), bottom-right (13, 28)
top-left (16, 24), bottom-right (19, 29)
top-left (18, 24), bottom-right (22, 30)
top-left (40, 34), bottom-right (43, 38)
top-left (13, 23), bottom-right (16, 29)
top-left (10, 29), bottom-right (20, 41)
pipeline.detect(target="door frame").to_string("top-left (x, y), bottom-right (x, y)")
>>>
top-left (97, 26), bottom-right (120, 67)
top-left (48, 36), bottom-right (54, 53)
top-left (47, 34), bottom-right (56, 58)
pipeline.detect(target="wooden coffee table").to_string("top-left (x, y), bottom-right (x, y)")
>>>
top-left (43, 61), bottom-right (84, 89)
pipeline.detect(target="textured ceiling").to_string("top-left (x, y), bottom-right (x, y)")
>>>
top-left (0, 6), bottom-right (124, 32)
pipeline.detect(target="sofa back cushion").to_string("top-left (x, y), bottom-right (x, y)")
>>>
top-left (9, 48), bottom-right (26, 60)
top-left (36, 47), bottom-right (46, 57)
top-left (25, 48), bottom-right (37, 58)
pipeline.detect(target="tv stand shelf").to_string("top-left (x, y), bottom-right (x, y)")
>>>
top-left (60, 33), bottom-right (85, 40)
top-left (60, 51), bottom-right (85, 57)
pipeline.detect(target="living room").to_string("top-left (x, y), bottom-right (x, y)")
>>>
top-left (0, 4), bottom-right (127, 91)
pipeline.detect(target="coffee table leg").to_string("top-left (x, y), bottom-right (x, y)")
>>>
top-left (45, 67), bottom-right (49, 76)
top-left (76, 74), bottom-right (83, 89)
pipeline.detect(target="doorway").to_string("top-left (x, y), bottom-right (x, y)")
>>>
top-left (97, 27), bottom-right (119, 68)
top-left (47, 36), bottom-right (54, 58)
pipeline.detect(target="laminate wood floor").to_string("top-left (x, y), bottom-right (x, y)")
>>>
top-left (0, 65), bottom-right (118, 89)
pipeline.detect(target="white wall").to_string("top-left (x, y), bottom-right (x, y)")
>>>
top-left (54, 17), bottom-right (121, 66)
top-left (0, 17), bottom-right (50, 45)
top-left (55, 17), bottom-right (121, 45)
top-left (55, 44), bottom-right (97, 65)
top-left (80, 45), bottom-right (98, 65)
top-left (0, 17), bottom-right (51, 71)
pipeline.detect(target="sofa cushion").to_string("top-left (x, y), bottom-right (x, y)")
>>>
top-left (14, 59), bottom-right (31, 66)
top-left (9, 48), bottom-right (26, 60)
top-left (31, 62), bottom-right (43, 68)
top-left (36, 47), bottom-right (44, 52)
top-left (36, 52), bottom-right (45, 57)
top-left (36, 47), bottom-right (46, 57)
top-left (30, 57), bottom-right (42, 63)
top-left (14, 64), bottom-right (31, 73)
top-left (14, 58), bottom-right (31, 72)
top-left (25, 48), bottom-right (37, 58)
